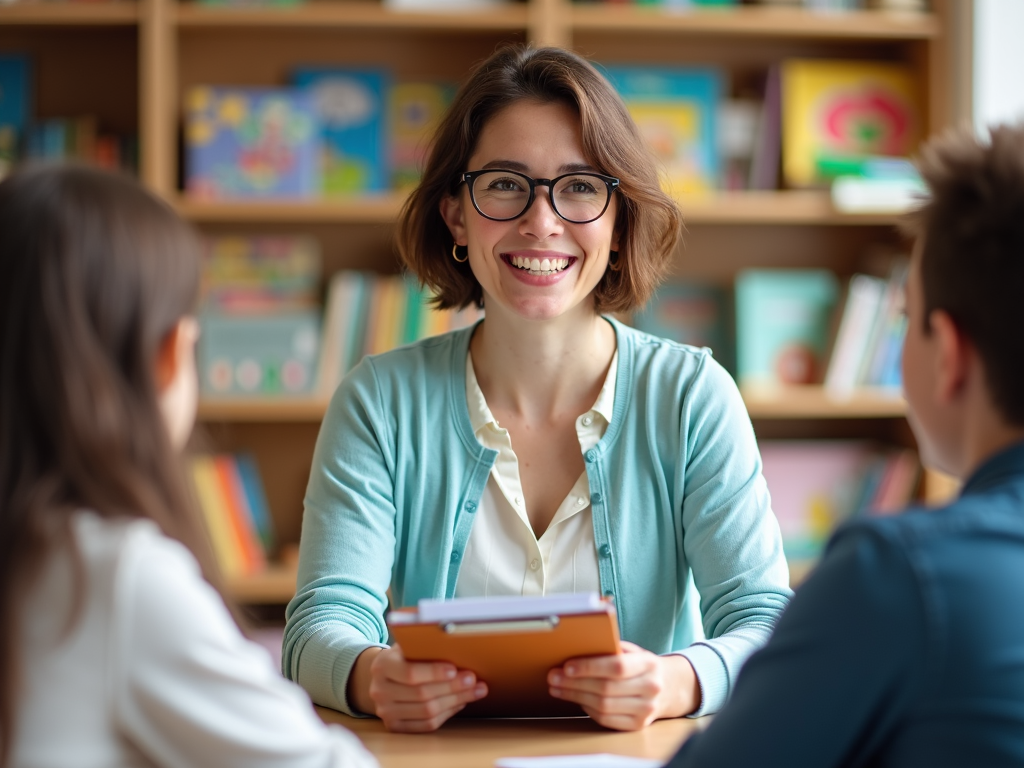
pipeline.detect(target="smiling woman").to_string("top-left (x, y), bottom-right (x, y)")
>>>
top-left (283, 44), bottom-right (792, 735)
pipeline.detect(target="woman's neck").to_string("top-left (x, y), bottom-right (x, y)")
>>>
top-left (469, 302), bottom-right (617, 423)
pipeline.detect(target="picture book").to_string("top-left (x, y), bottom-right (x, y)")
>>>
top-left (823, 273), bottom-right (887, 395)
top-left (292, 67), bottom-right (389, 195)
top-left (602, 65), bottom-right (723, 198)
top-left (389, 81), bottom-right (456, 192)
top-left (198, 309), bottom-right (322, 397)
top-left (201, 235), bottom-right (322, 312)
top-left (734, 269), bottom-right (839, 388)
top-left (759, 440), bottom-right (880, 560)
top-left (780, 59), bottom-right (922, 188)
top-left (631, 280), bottom-right (734, 373)
top-left (185, 86), bottom-right (319, 199)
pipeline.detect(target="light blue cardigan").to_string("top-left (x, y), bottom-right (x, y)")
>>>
top-left (283, 317), bottom-right (791, 717)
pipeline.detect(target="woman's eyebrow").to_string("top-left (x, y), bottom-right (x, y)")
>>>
top-left (478, 160), bottom-right (599, 174)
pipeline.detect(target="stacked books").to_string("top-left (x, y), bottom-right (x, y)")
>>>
top-left (189, 453), bottom-right (275, 578)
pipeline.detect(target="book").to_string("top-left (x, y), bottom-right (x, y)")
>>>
top-left (759, 440), bottom-right (881, 560)
top-left (198, 310), bottom-right (322, 396)
top-left (734, 269), bottom-right (839, 388)
top-left (190, 455), bottom-right (246, 577)
top-left (780, 59), bottom-right (922, 188)
top-left (185, 86), bottom-right (320, 199)
top-left (631, 280), bottom-right (734, 374)
top-left (748, 64), bottom-right (781, 191)
top-left (400, 592), bottom-right (607, 625)
top-left (213, 454), bottom-right (266, 574)
top-left (201, 235), bottom-right (321, 313)
top-left (292, 67), bottom-right (390, 195)
top-left (823, 273), bottom-right (887, 396)
top-left (0, 54), bottom-right (30, 170)
top-left (234, 453), bottom-right (276, 554)
top-left (389, 81), bottom-right (456, 192)
top-left (602, 65), bottom-right (723, 198)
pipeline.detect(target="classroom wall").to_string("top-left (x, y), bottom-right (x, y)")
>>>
top-left (973, 0), bottom-right (1024, 134)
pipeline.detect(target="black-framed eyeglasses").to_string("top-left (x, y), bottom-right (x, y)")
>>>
top-left (461, 169), bottom-right (620, 224)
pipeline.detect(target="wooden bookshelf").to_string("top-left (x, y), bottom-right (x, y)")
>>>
top-left (2, 0), bottom-right (968, 603)
top-left (0, 2), bottom-right (139, 25)
top-left (176, 190), bottom-right (904, 226)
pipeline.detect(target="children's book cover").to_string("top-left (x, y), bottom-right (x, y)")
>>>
top-left (781, 59), bottom-right (922, 188)
top-left (631, 280), bottom-right (734, 374)
top-left (186, 87), bottom-right (319, 199)
top-left (759, 440), bottom-right (879, 561)
top-left (201, 235), bottom-right (321, 312)
top-left (734, 269), bottom-right (839, 388)
top-left (602, 65), bottom-right (722, 198)
top-left (293, 67), bottom-right (389, 195)
top-left (389, 81), bottom-right (456, 192)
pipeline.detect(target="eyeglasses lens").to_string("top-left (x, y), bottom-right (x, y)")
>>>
top-left (470, 171), bottom-right (609, 223)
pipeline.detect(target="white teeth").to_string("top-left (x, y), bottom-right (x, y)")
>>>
top-left (508, 255), bottom-right (571, 274)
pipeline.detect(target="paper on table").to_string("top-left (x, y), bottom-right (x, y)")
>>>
top-left (397, 592), bottom-right (605, 624)
top-left (495, 755), bottom-right (662, 768)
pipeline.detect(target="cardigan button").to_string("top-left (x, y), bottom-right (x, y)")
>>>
top-left (451, 550), bottom-right (461, 562)
top-left (591, 492), bottom-right (603, 505)
top-left (464, 501), bottom-right (477, 512)
top-left (599, 544), bottom-right (612, 558)
top-left (584, 450), bottom-right (597, 463)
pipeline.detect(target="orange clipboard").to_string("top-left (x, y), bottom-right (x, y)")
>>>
top-left (387, 600), bottom-right (621, 718)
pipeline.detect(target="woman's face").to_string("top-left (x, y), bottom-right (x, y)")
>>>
top-left (441, 99), bottom-right (619, 323)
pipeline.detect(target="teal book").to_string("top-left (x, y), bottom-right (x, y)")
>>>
top-left (734, 269), bottom-right (839, 388)
top-left (198, 310), bottom-right (322, 396)
top-left (601, 65), bottom-right (723, 197)
top-left (632, 280), bottom-right (734, 374)
top-left (234, 453), bottom-right (275, 553)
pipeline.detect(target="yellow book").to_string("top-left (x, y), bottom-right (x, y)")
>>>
top-left (190, 455), bottom-right (244, 577)
top-left (781, 59), bottom-right (922, 188)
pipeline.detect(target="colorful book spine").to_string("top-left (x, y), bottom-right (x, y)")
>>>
top-left (190, 455), bottom-right (246, 578)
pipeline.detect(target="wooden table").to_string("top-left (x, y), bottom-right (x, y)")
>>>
top-left (317, 708), bottom-right (700, 768)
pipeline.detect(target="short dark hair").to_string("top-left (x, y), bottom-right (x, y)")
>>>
top-left (396, 44), bottom-right (684, 313)
top-left (903, 122), bottom-right (1024, 425)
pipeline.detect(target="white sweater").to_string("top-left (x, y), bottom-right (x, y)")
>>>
top-left (12, 512), bottom-right (379, 768)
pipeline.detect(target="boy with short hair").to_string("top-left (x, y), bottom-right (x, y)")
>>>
top-left (667, 123), bottom-right (1024, 766)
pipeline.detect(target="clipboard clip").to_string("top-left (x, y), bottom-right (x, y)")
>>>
top-left (442, 615), bottom-right (560, 636)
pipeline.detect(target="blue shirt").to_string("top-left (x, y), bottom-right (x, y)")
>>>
top-left (282, 318), bottom-right (791, 716)
top-left (669, 440), bottom-right (1024, 767)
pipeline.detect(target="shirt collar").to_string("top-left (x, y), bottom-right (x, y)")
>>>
top-left (961, 438), bottom-right (1024, 496)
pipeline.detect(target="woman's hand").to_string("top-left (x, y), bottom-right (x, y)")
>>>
top-left (349, 645), bottom-right (488, 732)
top-left (547, 641), bottom-right (701, 731)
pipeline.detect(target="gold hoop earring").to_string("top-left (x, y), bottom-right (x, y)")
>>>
top-left (452, 244), bottom-right (468, 263)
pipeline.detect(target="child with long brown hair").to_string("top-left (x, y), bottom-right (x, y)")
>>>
top-left (0, 164), bottom-right (378, 768)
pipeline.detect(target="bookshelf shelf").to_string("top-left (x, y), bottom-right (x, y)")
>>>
top-left (198, 386), bottom-right (907, 424)
top-left (742, 385), bottom-right (906, 420)
top-left (0, 2), bottom-right (139, 26)
top-left (198, 397), bottom-right (331, 422)
top-left (569, 5), bottom-right (939, 41)
top-left (173, 1), bottom-right (529, 30)
top-left (224, 562), bottom-right (298, 603)
top-left (174, 191), bottom-right (901, 226)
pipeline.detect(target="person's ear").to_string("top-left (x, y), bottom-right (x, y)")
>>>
top-left (155, 317), bottom-right (199, 393)
top-left (440, 193), bottom-right (468, 247)
top-left (930, 309), bottom-right (971, 405)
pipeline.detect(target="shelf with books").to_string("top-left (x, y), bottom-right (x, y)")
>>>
top-left (174, 190), bottom-right (902, 225)
top-left (569, 4), bottom-right (939, 41)
top-left (173, 1), bottom-right (530, 31)
top-left (741, 385), bottom-right (905, 419)
top-left (0, 2), bottom-right (139, 26)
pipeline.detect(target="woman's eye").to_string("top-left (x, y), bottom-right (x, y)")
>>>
top-left (489, 177), bottom-right (524, 192)
top-left (563, 178), bottom-right (598, 195)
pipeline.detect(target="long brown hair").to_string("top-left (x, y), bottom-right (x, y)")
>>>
top-left (396, 44), bottom-right (684, 313)
top-left (0, 164), bottom-right (213, 764)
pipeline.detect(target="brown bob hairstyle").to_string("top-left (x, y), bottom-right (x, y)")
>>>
top-left (395, 44), bottom-right (684, 314)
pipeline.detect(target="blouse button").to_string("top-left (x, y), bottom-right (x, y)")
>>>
top-left (530, 559), bottom-right (540, 571)
top-left (582, 415), bottom-right (594, 427)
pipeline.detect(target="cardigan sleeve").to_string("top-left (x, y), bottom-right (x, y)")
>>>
top-left (115, 523), bottom-right (380, 768)
top-left (282, 358), bottom-right (396, 716)
top-left (674, 353), bottom-right (793, 715)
